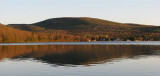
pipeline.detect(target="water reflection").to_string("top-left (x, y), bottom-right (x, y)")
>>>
top-left (0, 45), bottom-right (160, 66)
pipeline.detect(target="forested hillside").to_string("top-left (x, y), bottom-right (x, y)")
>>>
top-left (0, 24), bottom-right (82, 43)
top-left (8, 17), bottom-right (160, 41)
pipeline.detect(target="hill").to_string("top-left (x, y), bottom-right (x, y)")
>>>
top-left (9, 17), bottom-right (160, 32)
top-left (9, 24), bottom-right (45, 31)
top-left (32, 17), bottom-right (131, 30)
top-left (7, 17), bottom-right (160, 41)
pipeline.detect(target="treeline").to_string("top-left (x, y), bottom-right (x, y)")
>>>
top-left (1, 24), bottom-right (160, 43)
top-left (80, 32), bottom-right (160, 41)
top-left (1, 17), bottom-right (160, 43)
top-left (0, 24), bottom-right (84, 43)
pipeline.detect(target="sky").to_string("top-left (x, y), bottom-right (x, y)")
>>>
top-left (0, 0), bottom-right (160, 25)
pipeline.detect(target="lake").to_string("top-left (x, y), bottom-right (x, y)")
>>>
top-left (0, 41), bottom-right (160, 76)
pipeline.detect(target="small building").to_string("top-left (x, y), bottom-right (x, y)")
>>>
top-left (92, 39), bottom-right (96, 42)
top-left (91, 37), bottom-right (96, 41)
top-left (102, 38), bottom-right (106, 41)
top-left (88, 38), bottom-right (91, 42)
top-left (114, 38), bottom-right (121, 41)
top-left (127, 39), bottom-right (131, 41)
top-left (88, 37), bottom-right (97, 42)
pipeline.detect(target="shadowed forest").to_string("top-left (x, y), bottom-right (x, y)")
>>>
top-left (0, 17), bottom-right (160, 43)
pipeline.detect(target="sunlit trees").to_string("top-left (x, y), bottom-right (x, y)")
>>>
top-left (0, 24), bottom-right (83, 43)
top-left (1, 17), bottom-right (160, 43)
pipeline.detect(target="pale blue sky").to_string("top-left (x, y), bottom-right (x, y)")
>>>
top-left (0, 0), bottom-right (160, 25)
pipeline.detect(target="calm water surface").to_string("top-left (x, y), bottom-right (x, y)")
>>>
top-left (0, 42), bottom-right (160, 76)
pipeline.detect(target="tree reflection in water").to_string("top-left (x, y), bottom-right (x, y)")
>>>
top-left (0, 45), bottom-right (160, 65)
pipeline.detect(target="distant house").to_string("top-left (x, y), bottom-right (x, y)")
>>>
top-left (92, 39), bottom-right (96, 41)
top-left (114, 38), bottom-right (121, 41)
top-left (88, 38), bottom-right (91, 42)
top-left (102, 38), bottom-right (105, 41)
top-left (91, 37), bottom-right (96, 41)
top-left (127, 39), bottom-right (131, 41)
top-left (88, 38), bottom-right (97, 42)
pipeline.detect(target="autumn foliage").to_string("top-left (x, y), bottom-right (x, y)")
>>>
top-left (0, 24), bottom-right (83, 43)
top-left (1, 17), bottom-right (160, 43)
